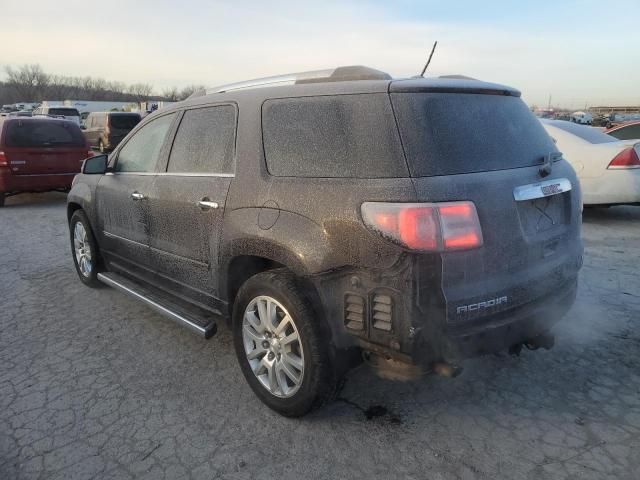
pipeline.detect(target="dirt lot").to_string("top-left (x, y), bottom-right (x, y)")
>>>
top-left (1, 192), bottom-right (639, 480)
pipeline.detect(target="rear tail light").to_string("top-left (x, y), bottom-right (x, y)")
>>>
top-left (0, 151), bottom-right (7, 166)
top-left (361, 201), bottom-right (483, 252)
top-left (607, 147), bottom-right (640, 169)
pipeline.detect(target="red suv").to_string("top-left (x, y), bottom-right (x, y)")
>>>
top-left (0, 117), bottom-right (92, 206)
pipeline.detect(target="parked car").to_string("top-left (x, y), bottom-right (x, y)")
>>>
top-left (0, 117), bottom-right (93, 207)
top-left (604, 120), bottom-right (640, 141)
top-left (82, 112), bottom-right (141, 152)
top-left (542, 119), bottom-right (640, 206)
top-left (67, 66), bottom-right (583, 416)
top-left (32, 106), bottom-right (81, 125)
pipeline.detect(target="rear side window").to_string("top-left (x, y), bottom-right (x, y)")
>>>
top-left (4, 120), bottom-right (85, 147)
top-left (608, 123), bottom-right (640, 141)
top-left (167, 105), bottom-right (236, 174)
top-left (109, 114), bottom-right (141, 130)
top-left (49, 108), bottom-right (80, 117)
top-left (115, 113), bottom-right (176, 173)
top-left (392, 93), bottom-right (557, 177)
top-left (262, 94), bottom-right (408, 178)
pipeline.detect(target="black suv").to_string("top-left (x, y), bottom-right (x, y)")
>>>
top-left (67, 66), bottom-right (583, 416)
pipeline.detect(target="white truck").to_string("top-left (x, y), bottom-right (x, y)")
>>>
top-left (570, 111), bottom-right (593, 125)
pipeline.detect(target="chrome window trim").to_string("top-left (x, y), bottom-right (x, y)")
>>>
top-left (103, 231), bottom-right (147, 247)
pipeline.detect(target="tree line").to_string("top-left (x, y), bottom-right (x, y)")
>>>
top-left (0, 64), bottom-right (204, 106)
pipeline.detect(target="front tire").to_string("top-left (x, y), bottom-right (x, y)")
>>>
top-left (69, 210), bottom-right (102, 287)
top-left (232, 270), bottom-right (336, 417)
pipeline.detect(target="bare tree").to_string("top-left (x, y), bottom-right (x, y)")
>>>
top-left (4, 64), bottom-right (50, 101)
top-left (162, 86), bottom-right (179, 102)
top-left (178, 84), bottom-right (206, 100)
top-left (0, 64), bottom-right (182, 105)
top-left (128, 83), bottom-right (154, 102)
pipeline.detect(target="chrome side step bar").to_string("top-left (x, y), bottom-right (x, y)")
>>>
top-left (97, 272), bottom-right (217, 338)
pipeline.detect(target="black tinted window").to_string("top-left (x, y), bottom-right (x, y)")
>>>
top-left (49, 108), bottom-right (80, 117)
top-left (392, 93), bottom-right (557, 176)
top-left (609, 124), bottom-right (640, 141)
top-left (262, 94), bottom-right (407, 178)
top-left (116, 113), bottom-right (175, 173)
top-left (167, 105), bottom-right (236, 174)
top-left (4, 120), bottom-right (85, 147)
top-left (109, 114), bottom-right (141, 130)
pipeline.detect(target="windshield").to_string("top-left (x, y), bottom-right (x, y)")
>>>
top-left (392, 93), bottom-right (556, 176)
top-left (109, 114), bottom-right (141, 130)
top-left (543, 120), bottom-right (617, 144)
top-left (4, 120), bottom-right (85, 147)
top-left (49, 108), bottom-right (80, 117)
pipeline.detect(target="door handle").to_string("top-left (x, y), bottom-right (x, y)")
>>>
top-left (197, 199), bottom-right (219, 211)
top-left (131, 192), bottom-right (146, 201)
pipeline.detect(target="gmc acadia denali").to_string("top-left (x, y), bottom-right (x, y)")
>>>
top-left (67, 66), bottom-right (583, 416)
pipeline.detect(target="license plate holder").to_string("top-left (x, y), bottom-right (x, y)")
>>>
top-left (513, 178), bottom-right (571, 202)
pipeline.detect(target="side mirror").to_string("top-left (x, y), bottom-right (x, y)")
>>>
top-left (82, 154), bottom-right (108, 174)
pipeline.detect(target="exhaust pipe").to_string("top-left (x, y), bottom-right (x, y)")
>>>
top-left (509, 332), bottom-right (555, 356)
top-left (525, 333), bottom-right (555, 351)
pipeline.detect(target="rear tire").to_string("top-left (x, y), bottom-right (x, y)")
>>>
top-left (69, 210), bottom-right (102, 288)
top-left (232, 270), bottom-right (337, 417)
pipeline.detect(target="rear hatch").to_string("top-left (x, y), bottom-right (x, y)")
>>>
top-left (1, 119), bottom-right (88, 175)
top-left (47, 108), bottom-right (81, 125)
top-left (107, 114), bottom-right (140, 146)
top-left (390, 81), bottom-right (583, 327)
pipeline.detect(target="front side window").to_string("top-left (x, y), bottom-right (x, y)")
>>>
top-left (167, 105), bottom-right (236, 174)
top-left (115, 113), bottom-right (175, 173)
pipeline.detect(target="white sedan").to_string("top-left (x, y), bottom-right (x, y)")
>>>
top-left (541, 120), bottom-right (640, 206)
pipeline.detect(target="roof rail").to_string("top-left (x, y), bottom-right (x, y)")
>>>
top-left (189, 65), bottom-right (392, 98)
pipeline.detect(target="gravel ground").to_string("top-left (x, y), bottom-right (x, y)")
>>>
top-left (1, 192), bottom-right (639, 480)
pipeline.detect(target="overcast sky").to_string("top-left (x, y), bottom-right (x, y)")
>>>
top-left (2, 0), bottom-right (638, 108)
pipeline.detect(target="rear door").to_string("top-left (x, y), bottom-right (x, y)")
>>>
top-left (2, 119), bottom-right (87, 175)
top-left (96, 112), bottom-right (177, 273)
top-left (391, 90), bottom-right (583, 326)
top-left (146, 104), bottom-right (236, 307)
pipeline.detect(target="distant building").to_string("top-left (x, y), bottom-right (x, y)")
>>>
top-left (590, 105), bottom-right (640, 115)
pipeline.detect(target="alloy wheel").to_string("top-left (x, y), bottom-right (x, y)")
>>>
top-left (242, 295), bottom-right (305, 398)
top-left (73, 222), bottom-right (92, 277)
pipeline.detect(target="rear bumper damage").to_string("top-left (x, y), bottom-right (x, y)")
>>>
top-left (312, 251), bottom-right (581, 377)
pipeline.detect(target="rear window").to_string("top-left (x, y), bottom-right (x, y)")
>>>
top-left (48, 108), bottom-right (80, 117)
top-left (545, 120), bottom-right (617, 144)
top-left (4, 120), bottom-right (85, 147)
top-left (109, 114), bottom-right (141, 130)
top-left (608, 123), bottom-right (640, 141)
top-left (262, 94), bottom-right (408, 178)
top-left (391, 93), bottom-right (557, 177)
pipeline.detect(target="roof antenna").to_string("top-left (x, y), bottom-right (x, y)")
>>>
top-left (419, 41), bottom-right (438, 77)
